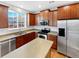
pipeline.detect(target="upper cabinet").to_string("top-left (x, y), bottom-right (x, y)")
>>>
top-left (36, 10), bottom-right (57, 27)
top-left (40, 10), bottom-right (50, 20)
top-left (49, 11), bottom-right (57, 26)
top-left (58, 3), bottom-right (79, 20)
top-left (58, 6), bottom-right (70, 20)
top-left (29, 13), bottom-right (36, 26)
top-left (0, 4), bottom-right (8, 28)
top-left (76, 4), bottom-right (79, 18)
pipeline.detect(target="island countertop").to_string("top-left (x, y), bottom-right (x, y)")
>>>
top-left (3, 38), bottom-right (53, 58)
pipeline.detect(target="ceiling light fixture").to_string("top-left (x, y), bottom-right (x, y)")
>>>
top-left (38, 5), bottom-right (42, 9)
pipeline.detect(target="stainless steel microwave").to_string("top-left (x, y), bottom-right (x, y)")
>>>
top-left (40, 20), bottom-right (48, 25)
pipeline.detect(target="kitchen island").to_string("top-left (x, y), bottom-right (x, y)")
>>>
top-left (3, 38), bottom-right (53, 58)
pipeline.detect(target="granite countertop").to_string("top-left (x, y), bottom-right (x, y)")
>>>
top-left (0, 27), bottom-right (58, 41)
top-left (48, 31), bottom-right (58, 36)
top-left (0, 29), bottom-right (39, 41)
top-left (3, 38), bottom-right (53, 58)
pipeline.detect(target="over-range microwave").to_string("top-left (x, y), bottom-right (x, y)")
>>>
top-left (40, 20), bottom-right (48, 26)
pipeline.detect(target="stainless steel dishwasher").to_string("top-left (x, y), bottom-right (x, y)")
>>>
top-left (0, 38), bottom-right (16, 57)
top-left (0, 40), bottom-right (9, 57)
top-left (9, 38), bottom-right (16, 52)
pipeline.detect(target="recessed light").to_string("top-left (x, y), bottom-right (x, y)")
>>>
top-left (38, 5), bottom-right (42, 9)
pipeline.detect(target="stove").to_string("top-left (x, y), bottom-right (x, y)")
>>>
top-left (38, 28), bottom-right (50, 39)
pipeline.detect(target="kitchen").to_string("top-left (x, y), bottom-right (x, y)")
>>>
top-left (0, 1), bottom-right (79, 58)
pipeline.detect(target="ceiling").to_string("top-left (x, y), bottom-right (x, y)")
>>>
top-left (1, 1), bottom-right (78, 13)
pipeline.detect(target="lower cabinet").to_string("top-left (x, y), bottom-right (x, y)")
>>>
top-left (47, 34), bottom-right (57, 50)
top-left (16, 32), bottom-right (37, 48)
top-left (16, 35), bottom-right (24, 48)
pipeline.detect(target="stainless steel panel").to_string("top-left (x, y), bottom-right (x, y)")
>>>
top-left (57, 20), bottom-right (67, 55)
top-left (9, 38), bottom-right (16, 51)
top-left (67, 20), bottom-right (79, 57)
top-left (58, 20), bottom-right (79, 57)
top-left (67, 45), bottom-right (79, 58)
top-left (57, 20), bottom-right (67, 28)
top-left (0, 40), bottom-right (9, 57)
top-left (58, 36), bottom-right (67, 55)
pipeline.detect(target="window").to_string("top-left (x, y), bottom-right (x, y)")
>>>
top-left (8, 9), bottom-right (26, 28)
top-left (18, 13), bottom-right (25, 28)
top-left (8, 10), bottom-right (17, 28)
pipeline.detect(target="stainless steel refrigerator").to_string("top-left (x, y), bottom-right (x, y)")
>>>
top-left (57, 20), bottom-right (79, 58)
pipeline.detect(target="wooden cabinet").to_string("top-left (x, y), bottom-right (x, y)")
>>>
top-left (36, 10), bottom-right (57, 26)
top-left (43, 10), bottom-right (49, 20)
top-left (16, 35), bottom-right (25, 48)
top-left (49, 11), bottom-right (57, 26)
top-left (58, 6), bottom-right (70, 20)
top-left (70, 4), bottom-right (77, 19)
top-left (58, 3), bottom-right (79, 20)
top-left (40, 10), bottom-right (50, 20)
top-left (16, 32), bottom-right (37, 48)
top-left (48, 34), bottom-right (57, 50)
top-left (76, 4), bottom-right (79, 18)
top-left (29, 13), bottom-right (36, 26)
top-left (0, 4), bottom-right (8, 28)
top-left (24, 32), bottom-right (37, 43)
top-left (49, 11), bottom-right (53, 26)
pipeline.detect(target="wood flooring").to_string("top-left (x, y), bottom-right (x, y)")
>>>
top-left (50, 49), bottom-right (66, 58)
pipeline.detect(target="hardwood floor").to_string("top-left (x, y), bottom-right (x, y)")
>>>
top-left (50, 49), bottom-right (66, 58)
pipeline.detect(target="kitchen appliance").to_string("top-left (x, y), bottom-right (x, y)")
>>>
top-left (58, 20), bottom-right (79, 57)
top-left (9, 38), bottom-right (16, 51)
top-left (0, 38), bottom-right (16, 57)
top-left (38, 28), bottom-right (50, 39)
top-left (38, 34), bottom-right (47, 39)
top-left (0, 40), bottom-right (9, 57)
top-left (40, 20), bottom-right (48, 26)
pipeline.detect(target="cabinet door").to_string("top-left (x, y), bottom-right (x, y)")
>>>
top-left (48, 34), bottom-right (57, 50)
top-left (16, 32), bottom-right (37, 48)
top-left (29, 13), bottom-right (36, 26)
top-left (0, 5), bottom-right (8, 28)
top-left (44, 10), bottom-right (49, 20)
top-left (76, 4), bottom-right (79, 18)
top-left (16, 35), bottom-right (24, 48)
top-left (23, 32), bottom-right (37, 44)
top-left (27, 32), bottom-right (37, 41)
top-left (49, 11), bottom-right (57, 26)
top-left (58, 6), bottom-right (70, 20)
top-left (49, 12), bottom-right (53, 26)
top-left (52, 11), bottom-right (57, 26)
top-left (70, 4), bottom-right (77, 19)
top-left (58, 7), bottom-right (65, 20)
top-left (40, 10), bottom-right (49, 20)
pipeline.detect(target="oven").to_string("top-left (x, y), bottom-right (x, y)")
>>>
top-left (38, 34), bottom-right (47, 40)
